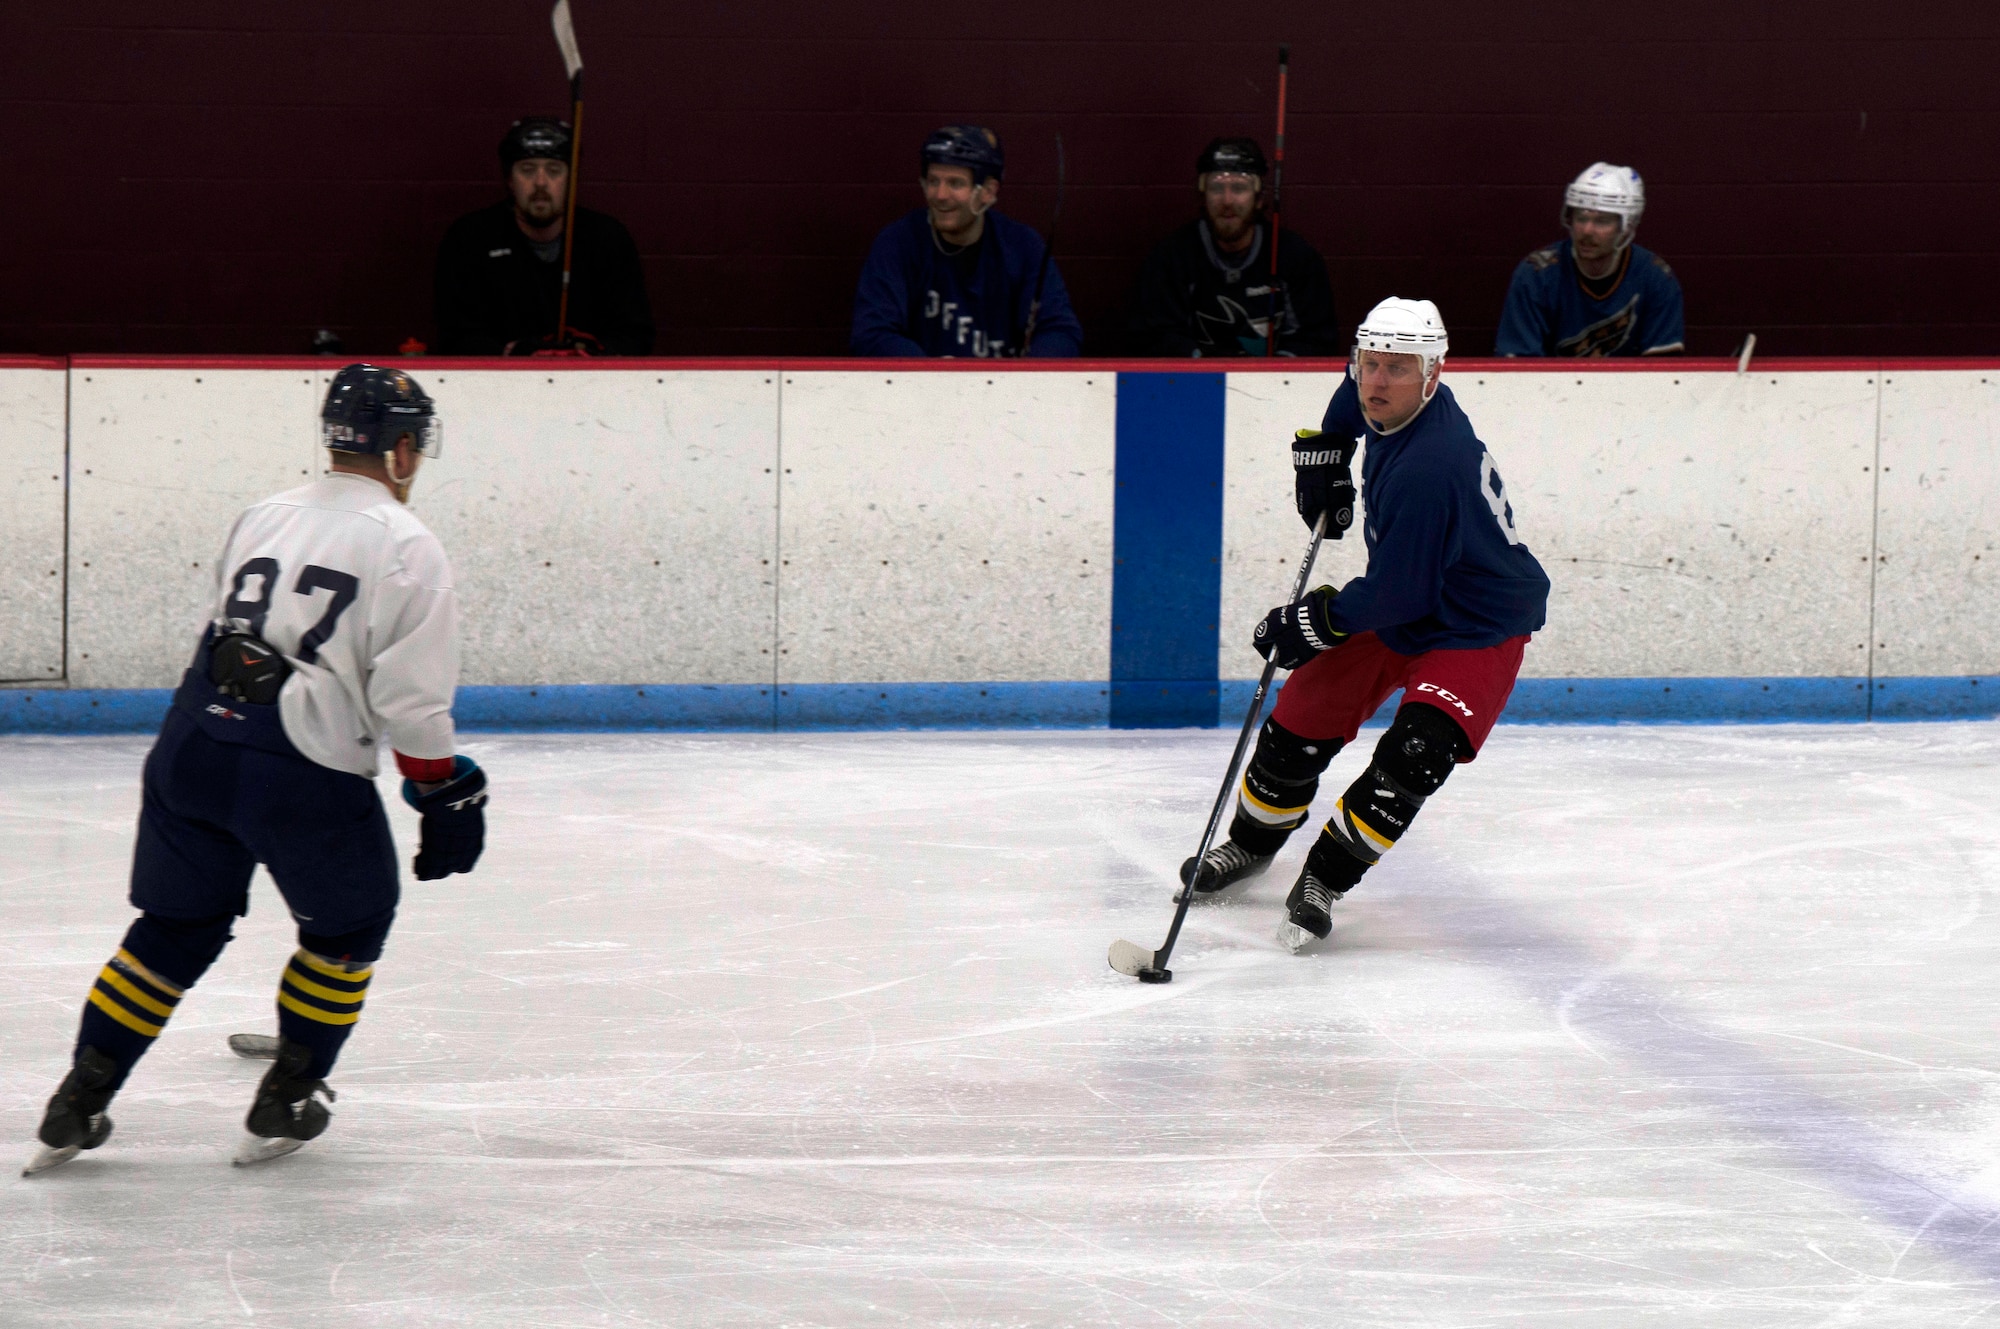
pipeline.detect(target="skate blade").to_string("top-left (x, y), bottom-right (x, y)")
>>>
top-left (233, 1135), bottom-right (307, 1167)
top-left (228, 1034), bottom-right (280, 1060)
top-left (1276, 920), bottom-right (1325, 954)
top-left (22, 1143), bottom-right (82, 1177)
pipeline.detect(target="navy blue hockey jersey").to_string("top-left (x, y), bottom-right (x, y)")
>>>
top-left (1494, 239), bottom-right (1684, 358)
top-left (1317, 377), bottom-right (1550, 654)
top-left (850, 208), bottom-right (1082, 358)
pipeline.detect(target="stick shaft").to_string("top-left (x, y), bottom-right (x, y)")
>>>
top-left (1265, 44), bottom-right (1289, 357)
top-left (1019, 135), bottom-right (1065, 357)
top-left (555, 76), bottom-right (583, 340)
top-left (1149, 511), bottom-right (1325, 972)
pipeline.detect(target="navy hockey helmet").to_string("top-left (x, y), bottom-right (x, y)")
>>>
top-left (920, 125), bottom-right (1004, 185)
top-left (322, 364), bottom-right (441, 458)
top-left (499, 116), bottom-right (573, 170)
top-left (1196, 137), bottom-right (1267, 183)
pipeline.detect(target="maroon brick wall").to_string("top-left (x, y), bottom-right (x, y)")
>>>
top-left (12, 1), bottom-right (1999, 357)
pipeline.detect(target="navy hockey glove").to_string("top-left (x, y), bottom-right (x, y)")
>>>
top-left (1293, 429), bottom-right (1357, 539)
top-left (1253, 585), bottom-right (1348, 671)
top-left (402, 756), bottom-right (488, 880)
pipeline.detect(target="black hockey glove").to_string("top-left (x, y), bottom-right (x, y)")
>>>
top-left (401, 756), bottom-right (488, 880)
top-left (1253, 585), bottom-right (1348, 671)
top-left (1293, 429), bottom-right (1357, 539)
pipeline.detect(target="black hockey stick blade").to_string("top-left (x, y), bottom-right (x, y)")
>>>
top-left (1107, 938), bottom-right (1171, 982)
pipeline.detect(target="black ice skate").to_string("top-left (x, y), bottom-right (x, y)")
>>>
top-left (24, 1046), bottom-right (119, 1176)
top-left (1176, 841), bottom-right (1275, 901)
top-left (235, 1037), bottom-right (336, 1166)
top-left (1277, 870), bottom-right (1344, 953)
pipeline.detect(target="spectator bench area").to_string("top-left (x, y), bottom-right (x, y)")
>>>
top-left (0, 355), bottom-right (1995, 732)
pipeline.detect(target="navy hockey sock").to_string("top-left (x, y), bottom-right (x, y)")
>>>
top-left (275, 950), bottom-right (373, 1081)
top-left (75, 913), bottom-right (233, 1090)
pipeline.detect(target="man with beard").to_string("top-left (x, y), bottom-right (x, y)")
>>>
top-left (1495, 162), bottom-right (1684, 357)
top-left (433, 116), bottom-right (654, 356)
top-left (1127, 137), bottom-right (1338, 357)
top-left (850, 125), bottom-right (1082, 358)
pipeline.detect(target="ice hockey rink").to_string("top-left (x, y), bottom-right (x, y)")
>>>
top-left (7, 721), bottom-right (2000, 1326)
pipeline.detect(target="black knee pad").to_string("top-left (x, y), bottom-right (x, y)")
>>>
top-left (299, 910), bottom-right (395, 968)
top-left (1324, 703), bottom-right (1471, 867)
top-left (125, 912), bottom-right (235, 989)
top-left (1230, 717), bottom-right (1344, 854)
top-left (1375, 702), bottom-right (1471, 796)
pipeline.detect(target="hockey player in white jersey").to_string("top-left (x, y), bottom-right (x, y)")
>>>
top-left (26, 364), bottom-right (488, 1174)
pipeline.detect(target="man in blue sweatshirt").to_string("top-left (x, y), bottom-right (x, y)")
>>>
top-left (850, 126), bottom-right (1082, 358)
top-left (1180, 298), bottom-right (1551, 950)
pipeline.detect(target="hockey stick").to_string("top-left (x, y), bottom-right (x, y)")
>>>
top-left (1108, 509), bottom-right (1327, 983)
top-left (1017, 134), bottom-right (1065, 356)
top-left (1263, 44), bottom-right (1289, 358)
top-left (551, 0), bottom-right (585, 344)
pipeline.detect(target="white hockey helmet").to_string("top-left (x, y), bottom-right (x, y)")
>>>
top-left (1351, 297), bottom-right (1448, 397)
top-left (1562, 161), bottom-right (1645, 245)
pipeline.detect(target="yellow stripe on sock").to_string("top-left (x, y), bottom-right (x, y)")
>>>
top-left (98, 966), bottom-right (178, 1019)
top-left (291, 949), bottom-right (373, 984)
top-left (282, 969), bottom-right (369, 1007)
top-left (114, 948), bottom-right (185, 998)
top-left (278, 989), bottom-right (361, 1026)
top-left (89, 985), bottom-right (164, 1037)
top-left (1337, 799), bottom-right (1396, 853)
top-left (1239, 782), bottom-right (1309, 820)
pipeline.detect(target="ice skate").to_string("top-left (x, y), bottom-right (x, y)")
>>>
top-left (233, 1037), bottom-right (335, 1167)
top-left (24, 1047), bottom-right (119, 1177)
top-left (1175, 840), bottom-right (1275, 901)
top-left (1277, 869), bottom-right (1343, 953)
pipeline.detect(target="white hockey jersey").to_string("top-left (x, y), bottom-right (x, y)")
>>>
top-left (207, 472), bottom-right (460, 777)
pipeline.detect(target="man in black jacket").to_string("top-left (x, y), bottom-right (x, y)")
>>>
top-left (1127, 137), bottom-right (1338, 357)
top-left (433, 117), bottom-right (654, 355)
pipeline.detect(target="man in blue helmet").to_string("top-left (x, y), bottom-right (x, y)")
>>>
top-left (851, 125), bottom-right (1083, 357)
top-left (25, 365), bottom-right (489, 1176)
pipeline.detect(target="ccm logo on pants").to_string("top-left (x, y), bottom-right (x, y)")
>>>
top-left (1414, 682), bottom-right (1474, 718)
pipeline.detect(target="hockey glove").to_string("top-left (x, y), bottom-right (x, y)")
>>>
top-left (1293, 429), bottom-right (1357, 539)
top-left (1253, 585), bottom-right (1348, 671)
top-left (401, 755), bottom-right (488, 880)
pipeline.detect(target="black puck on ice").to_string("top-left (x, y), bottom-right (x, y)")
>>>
top-left (1137, 967), bottom-right (1172, 984)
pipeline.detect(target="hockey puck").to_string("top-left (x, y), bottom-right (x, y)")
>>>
top-left (1137, 967), bottom-right (1172, 983)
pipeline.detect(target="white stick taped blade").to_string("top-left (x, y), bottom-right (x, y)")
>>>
top-left (551, 0), bottom-right (584, 80)
top-left (1107, 939), bottom-right (1156, 976)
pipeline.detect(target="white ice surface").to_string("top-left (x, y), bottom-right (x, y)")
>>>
top-left (7, 724), bottom-right (2000, 1326)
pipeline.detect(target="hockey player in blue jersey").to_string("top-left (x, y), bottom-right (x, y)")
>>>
top-left (1495, 162), bottom-right (1685, 357)
top-left (25, 365), bottom-right (489, 1174)
top-left (1180, 298), bottom-right (1551, 950)
top-left (850, 125), bottom-right (1083, 358)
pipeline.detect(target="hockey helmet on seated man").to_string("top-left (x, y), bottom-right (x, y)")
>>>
top-left (1195, 136), bottom-right (1267, 188)
top-left (1561, 161), bottom-right (1645, 247)
top-left (499, 115), bottom-right (572, 170)
top-left (321, 363), bottom-right (440, 458)
top-left (920, 125), bottom-right (1005, 184)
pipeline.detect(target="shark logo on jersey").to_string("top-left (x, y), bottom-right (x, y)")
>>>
top-left (1194, 289), bottom-right (1289, 356)
top-left (1555, 293), bottom-right (1642, 357)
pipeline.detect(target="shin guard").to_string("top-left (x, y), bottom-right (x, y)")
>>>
top-left (1228, 717), bottom-right (1343, 856)
top-left (274, 916), bottom-right (389, 1080)
top-left (75, 913), bottom-right (233, 1090)
top-left (1319, 702), bottom-right (1470, 882)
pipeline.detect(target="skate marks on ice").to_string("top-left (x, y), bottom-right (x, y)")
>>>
top-left (8, 727), bottom-right (2000, 1324)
